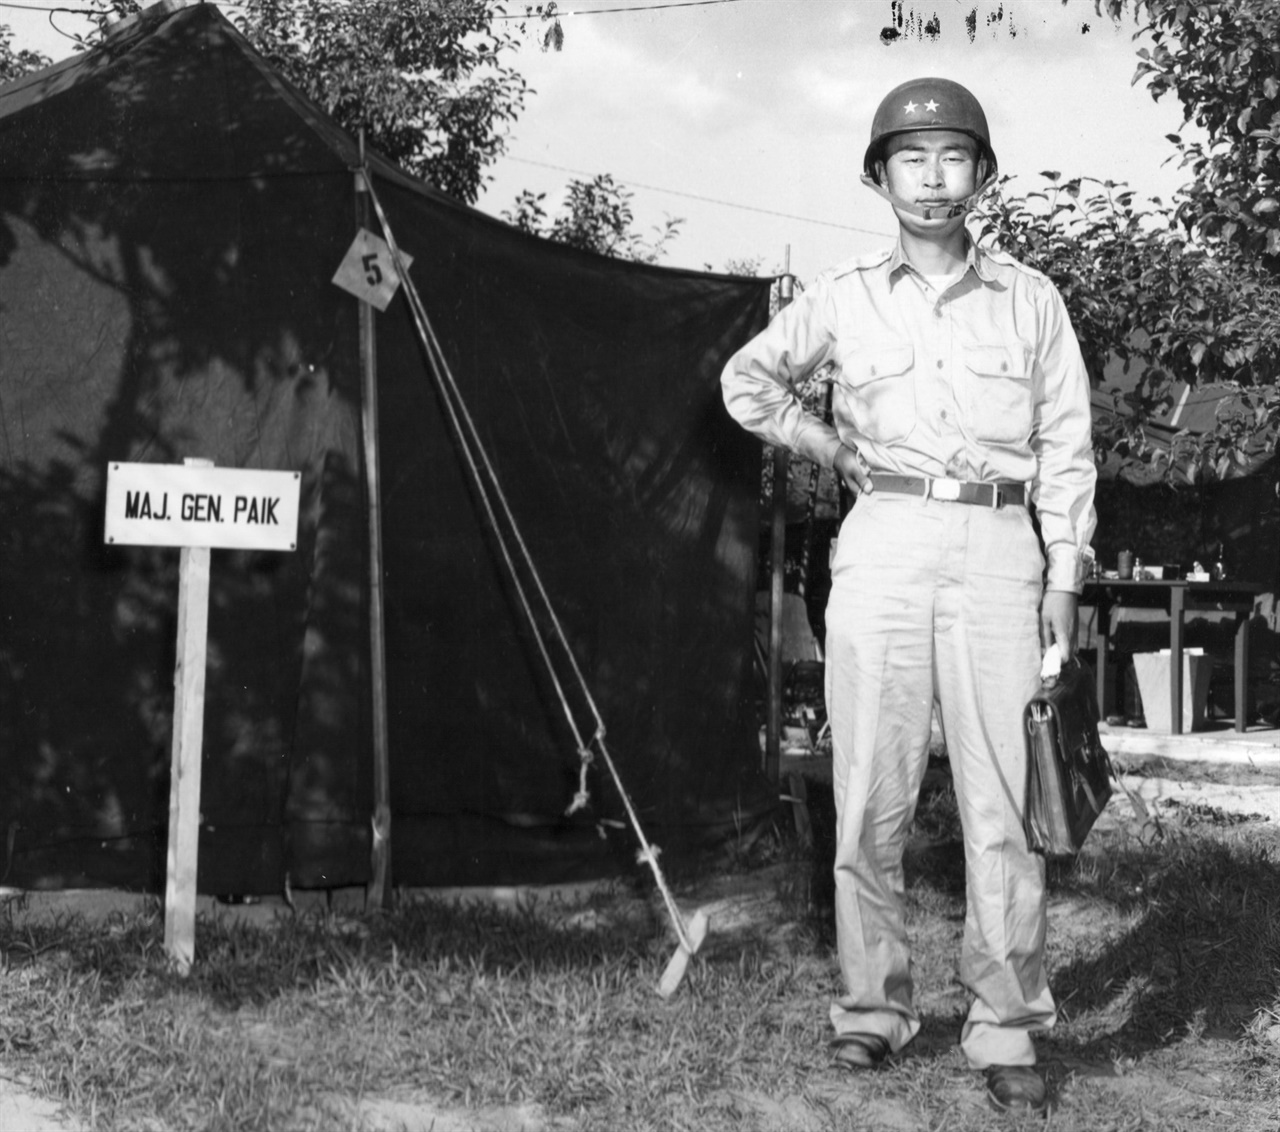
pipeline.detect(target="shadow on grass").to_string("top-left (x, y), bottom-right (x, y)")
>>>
top-left (795, 758), bottom-right (1280, 1066)
top-left (0, 893), bottom-right (663, 1015)
top-left (1045, 817), bottom-right (1280, 1057)
top-left (251, 901), bottom-right (662, 1011)
top-left (16, 768), bottom-right (1276, 1067)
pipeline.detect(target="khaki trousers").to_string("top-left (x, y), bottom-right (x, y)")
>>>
top-left (824, 492), bottom-right (1055, 1068)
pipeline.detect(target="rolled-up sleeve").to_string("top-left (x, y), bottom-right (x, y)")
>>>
top-left (1029, 283), bottom-right (1097, 593)
top-left (720, 281), bottom-right (845, 470)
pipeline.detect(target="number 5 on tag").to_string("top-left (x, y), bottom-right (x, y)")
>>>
top-left (332, 228), bottom-right (414, 311)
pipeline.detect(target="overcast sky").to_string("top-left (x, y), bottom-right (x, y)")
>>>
top-left (6, 0), bottom-right (1193, 281)
top-left (479, 0), bottom-right (1193, 280)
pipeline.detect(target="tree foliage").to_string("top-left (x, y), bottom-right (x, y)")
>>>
top-left (0, 23), bottom-right (49, 83)
top-left (1098, 0), bottom-right (1280, 269)
top-left (234, 0), bottom-right (529, 204)
top-left (976, 174), bottom-right (1280, 481)
top-left (504, 174), bottom-right (683, 264)
top-left (970, 0), bottom-right (1280, 481)
top-left (62, 2), bottom-right (666, 266)
top-left (979, 176), bottom-right (1280, 387)
top-left (75, 0), bottom-right (529, 206)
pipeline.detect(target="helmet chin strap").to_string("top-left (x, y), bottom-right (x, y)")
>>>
top-left (859, 170), bottom-right (998, 221)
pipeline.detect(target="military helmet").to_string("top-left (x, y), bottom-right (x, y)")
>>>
top-left (863, 77), bottom-right (996, 183)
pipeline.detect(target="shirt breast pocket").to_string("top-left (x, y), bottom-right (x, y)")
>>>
top-left (964, 344), bottom-right (1033, 446)
top-left (836, 344), bottom-right (917, 445)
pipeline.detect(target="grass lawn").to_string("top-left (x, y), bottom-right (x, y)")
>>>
top-left (2, 753), bottom-right (1278, 1131)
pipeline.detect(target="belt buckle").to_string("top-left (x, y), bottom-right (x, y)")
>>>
top-left (932, 478), bottom-right (961, 502)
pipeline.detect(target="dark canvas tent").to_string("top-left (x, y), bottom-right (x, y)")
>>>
top-left (0, 1), bottom-right (775, 893)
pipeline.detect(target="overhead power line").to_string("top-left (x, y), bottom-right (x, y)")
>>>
top-left (507, 155), bottom-right (895, 238)
top-left (0, 2), bottom-right (89, 12)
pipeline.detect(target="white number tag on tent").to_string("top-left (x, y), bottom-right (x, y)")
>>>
top-left (332, 228), bottom-right (413, 311)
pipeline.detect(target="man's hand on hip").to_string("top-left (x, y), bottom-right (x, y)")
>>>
top-left (1041, 590), bottom-right (1079, 662)
top-left (834, 444), bottom-right (873, 497)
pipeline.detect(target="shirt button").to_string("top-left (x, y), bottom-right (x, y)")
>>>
top-left (1000, 362), bottom-right (1009, 373)
top-left (936, 360), bottom-right (944, 369)
top-left (940, 409), bottom-right (949, 420)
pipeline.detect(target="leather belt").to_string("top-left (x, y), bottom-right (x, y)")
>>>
top-left (869, 474), bottom-right (1026, 509)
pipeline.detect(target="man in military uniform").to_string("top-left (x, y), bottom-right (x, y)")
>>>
top-left (721, 78), bottom-right (1096, 1114)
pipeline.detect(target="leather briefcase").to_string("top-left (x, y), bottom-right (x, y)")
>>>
top-left (1023, 657), bottom-right (1113, 857)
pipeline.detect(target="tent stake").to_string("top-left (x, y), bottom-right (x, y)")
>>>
top-left (357, 150), bottom-right (393, 910)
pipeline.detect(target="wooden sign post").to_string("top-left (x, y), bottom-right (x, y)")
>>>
top-left (167, 490), bottom-right (211, 976)
top-left (105, 459), bottom-right (301, 974)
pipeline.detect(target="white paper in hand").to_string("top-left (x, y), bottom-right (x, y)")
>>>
top-left (1040, 643), bottom-right (1063, 681)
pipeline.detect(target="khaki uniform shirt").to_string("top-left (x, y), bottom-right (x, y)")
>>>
top-left (721, 239), bottom-right (1097, 593)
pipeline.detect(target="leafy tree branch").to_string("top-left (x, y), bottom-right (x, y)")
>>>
top-left (976, 174), bottom-right (1280, 481)
top-left (234, 0), bottom-right (530, 204)
top-left (68, 0), bottom-right (531, 207)
top-left (1095, 0), bottom-right (1280, 269)
top-left (0, 23), bottom-right (49, 82)
top-left (504, 174), bottom-right (683, 264)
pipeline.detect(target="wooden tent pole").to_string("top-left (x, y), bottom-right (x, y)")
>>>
top-left (357, 137), bottom-right (392, 910)
top-left (765, 248), bottom-right (795, 783)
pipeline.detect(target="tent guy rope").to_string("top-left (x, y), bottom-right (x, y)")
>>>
top-left (360, 172), bottom-right (708, 993)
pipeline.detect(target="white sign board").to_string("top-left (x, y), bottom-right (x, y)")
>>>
top-left (104, 462), bottom-right (301, 551)
top-left (331, 227), bottom-right (413, 312)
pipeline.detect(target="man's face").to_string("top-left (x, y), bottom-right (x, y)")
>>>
top-left (878, 129), bottom-right (979, 236)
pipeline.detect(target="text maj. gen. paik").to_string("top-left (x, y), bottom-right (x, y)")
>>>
top-left (124, 491), bottom-right (280, 524)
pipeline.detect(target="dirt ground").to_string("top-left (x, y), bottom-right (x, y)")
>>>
top-left (4, 754), bottom-right (1279, 1132)
top-left (0, 1075), bottom-right (88, 1132)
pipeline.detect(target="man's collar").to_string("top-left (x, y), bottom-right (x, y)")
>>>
top-left (969, 239), bottom-right (999, 283)
top-left (887, 235), bottom-right (998, 284)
